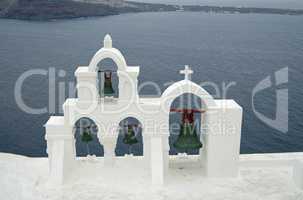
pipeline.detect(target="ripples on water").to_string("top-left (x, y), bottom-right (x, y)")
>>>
top-left (0, 12), bottom-right (302, 156)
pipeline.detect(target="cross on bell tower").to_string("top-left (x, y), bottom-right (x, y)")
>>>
top-left (180, 65), bottom-right (193, 81)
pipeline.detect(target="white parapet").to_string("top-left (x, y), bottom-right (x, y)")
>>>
top-left (293, 160), bottom-right (303, 189)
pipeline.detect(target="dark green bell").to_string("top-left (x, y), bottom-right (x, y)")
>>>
top-left (173, 123), bottom-right (202, 151)
top-left (123, 126), bottom-right (138, 145)
top-left (102, 71), bottom-right (115, 96)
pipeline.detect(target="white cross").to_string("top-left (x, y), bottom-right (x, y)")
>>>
top-left (180, 65), bottom-right (193, 80)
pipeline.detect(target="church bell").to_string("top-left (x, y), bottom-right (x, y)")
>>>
top-left (102, 71), bottom-right (115, 96)
top-left (173, 110), bottom-right (203, 151)
top-left (122, 125), bottom-right (139, 146)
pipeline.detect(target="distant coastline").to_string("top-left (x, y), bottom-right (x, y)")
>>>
top-left (0, 0), bottom-right (303, 21)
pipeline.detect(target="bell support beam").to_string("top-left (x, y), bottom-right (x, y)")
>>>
top-left (170, 108), bottom-right (206, 113)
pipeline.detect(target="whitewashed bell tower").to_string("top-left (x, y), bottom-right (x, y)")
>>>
top-left (45, 34), bottom-right (243, 186)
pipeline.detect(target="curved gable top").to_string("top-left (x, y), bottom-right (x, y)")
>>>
top-left (161, 80), bottom-right (216, 111)
top-left (88, 35), bottom-right (127, 72)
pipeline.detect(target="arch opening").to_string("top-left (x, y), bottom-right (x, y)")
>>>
top-left (115, 117), bottom-right (143, 156)
top-left (73, 117), bottom-right (104, 157)
top-left (97, 58), bottom-right (119, 98)
top-left (161, 80), bottom-right (215, 113)
top-left (169, 93), bottom-right (205, 155)
top-left (88, 48), bottom-right (127, 72)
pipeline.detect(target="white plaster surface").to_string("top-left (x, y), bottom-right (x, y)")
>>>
top-left (45, 34), bottom-right (243, 185)
top-left (0, 153), bottom-right (302, 200)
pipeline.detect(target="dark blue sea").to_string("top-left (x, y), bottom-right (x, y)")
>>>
top-left (0, 12), bottom-right (302, 156)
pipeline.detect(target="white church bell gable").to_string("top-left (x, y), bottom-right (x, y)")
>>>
top-left (45, 34), bottom-right (243, 185)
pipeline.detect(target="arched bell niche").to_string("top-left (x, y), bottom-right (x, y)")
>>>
top-left (115, 117), bottom-right (143, 156)
top-left (73, 117), bottom-right (104, 157)
top-left (97, 58), bottom-right (119, 98)
top-left (169, 93), bottom-right (204, 155)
